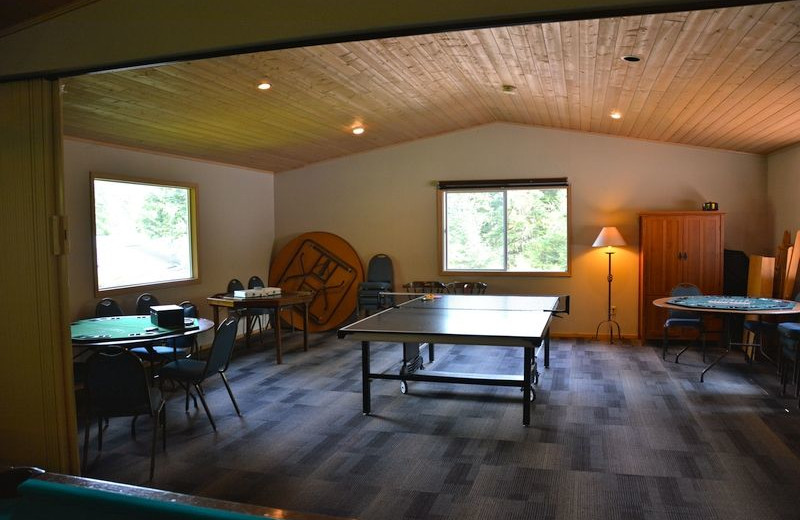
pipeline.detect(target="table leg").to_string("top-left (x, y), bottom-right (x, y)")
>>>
top-left (212, 307), bottom-right (220, 336)
top-left (523, 346), bottom-right (532, 426)
top-left (244, 310), bottom-right (252, 348)
top-left (544, 329), bottom-right (550, 368)
top-left (362, 341), bottom-right (371, 415)
top-left (302, 302), bottom-right (309, 352)
top-left (274, 308), bottom-right (283, 364)
top-left (701, 314), bottom-right (731, 382)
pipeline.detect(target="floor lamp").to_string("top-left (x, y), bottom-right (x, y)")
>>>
top-left (593, 226), bottom-right (626, 343)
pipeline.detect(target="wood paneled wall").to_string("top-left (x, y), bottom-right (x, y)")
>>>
top-left (0, 79), bottom-right (77, 472)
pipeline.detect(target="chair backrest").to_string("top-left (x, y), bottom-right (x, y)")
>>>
top-left (85, 348), bottom-right (155, 418)
top-left (135, 293), bottom-right (160, 315)
top-left (668, 283), bottom-right (702, 319)
top-left (448, 282), bottom-right (488, 295)
top-left (406, 281), bottom-right (447, 293)
top-left (95, 298), bottom-right (123, 317)
top-left (178, 300), bottom-right (198, 318)
top-left (366, 254), bottom-right (393, 285)
top-left (169, 301), bottom-right (199, 351)
top-left (227, 278), bottom-right (244, 293)
top-left (248, 276), bottom-right (265, 289)
top-left (204, 315), bottom-right (240, 376)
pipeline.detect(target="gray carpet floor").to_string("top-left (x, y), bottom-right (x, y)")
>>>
top-left (81, 331), bottom-right (800, 520)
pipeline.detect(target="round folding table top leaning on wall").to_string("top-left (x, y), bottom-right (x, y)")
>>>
top-left (270, 231), bottom-right (364, 332)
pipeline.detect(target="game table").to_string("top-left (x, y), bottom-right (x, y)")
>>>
top-left (206, 291), bottom-right (313, 364)
top-left (653, 295), bottom-right (800, 381)
top-left (338, 294), bottom-right (569, 426)
top-left (71, 315), bottom-right (214, 347)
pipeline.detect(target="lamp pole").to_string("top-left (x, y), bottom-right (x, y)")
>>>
top-left (592, 226), bottom-right (626, 343)
top-left (595, 249), bottom-right (621, 343)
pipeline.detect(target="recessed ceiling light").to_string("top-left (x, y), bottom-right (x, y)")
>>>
top-left (352, 126), bottom-right (365, 135)
top-left (257, 81), bottom-right (271, 90)
top-left (501, 84), bottom-right (517, 94)
top-left (621, 55), bottom-right (641, 63)
top-left (610, 111), bottom-right (622, 120)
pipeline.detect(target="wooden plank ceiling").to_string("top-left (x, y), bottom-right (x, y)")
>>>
top-left (61, 2), bottom-right (800, 173)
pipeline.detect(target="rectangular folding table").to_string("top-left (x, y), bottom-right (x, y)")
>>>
top-left (207, 291), bottom-right (313, 364)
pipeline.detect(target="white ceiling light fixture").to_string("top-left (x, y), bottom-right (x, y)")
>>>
top-left (352, 126), bottom-right (365, 135)
top-left (610, 111), bottom-right (622, 120)
top-left (257, 80), bottom-right (271, 90)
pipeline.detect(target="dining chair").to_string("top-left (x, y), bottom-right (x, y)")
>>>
top-left (130, 293), bottom-right (190, 365)
top-left (135, 293), bottom-right (160, 315)
top-left (158, 314), bottom-right (241, 431)
top-left (447, 282), bottom-right (488, 294)
top-left (95, 297), bottom-right (123, 317)
top-left (777, 322), bottom-right (800, 403)
top-left (247, 275), bottom-right (273, 340)
top-left (165, 301), bottom-right (200, 357)
top-left (357, 254), bottom-right (394, 316)
top-left (663, 283), bottom-right (706, 362)
top-left (743, 292), bottom-right (800, 365)
top-left (404, 281), bottom-right (448, 294)
top-left (82, 347), bottom-right (166, 481)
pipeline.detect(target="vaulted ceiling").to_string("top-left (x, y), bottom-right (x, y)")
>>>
top-left (60, 1), bottom-right (800, 173)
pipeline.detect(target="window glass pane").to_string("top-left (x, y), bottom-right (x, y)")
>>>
top-left (445, 191), bottom-right (504, 270)
top-left (507, 188), bottom-right (568, 272)
top-left (94, 178), bottom-right (195, 291)
top-left (441, 183), bottom-right (569, 274)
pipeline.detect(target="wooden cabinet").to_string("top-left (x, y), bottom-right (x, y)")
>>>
top-left (639, 211), bottom-right (724, 340)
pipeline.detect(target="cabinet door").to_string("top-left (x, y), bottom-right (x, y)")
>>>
top-left (682, 215), bottom-right (722, 293)
top-left (641, 215), bottom-right (683, 295)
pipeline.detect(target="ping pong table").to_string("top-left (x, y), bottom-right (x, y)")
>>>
top-left (337, 294), bottom-right (568, 426)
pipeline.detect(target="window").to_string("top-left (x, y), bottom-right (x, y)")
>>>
top-left (91, 173), bottom-right (199, 293)
top-left (438, 178), bottom-right (570, 275)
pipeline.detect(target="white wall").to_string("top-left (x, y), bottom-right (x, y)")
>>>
top-left (274, 123), bottom-right (768, 337)
top-left (767, 143), bottom-right (800, 248)
top-left (64, 139), bottom-right (276, 333)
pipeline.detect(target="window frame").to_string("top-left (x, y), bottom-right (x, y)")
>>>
top-left (90, 172), bottom-right (200, 296)
top-left (437, 178), bottom-right (571, 277)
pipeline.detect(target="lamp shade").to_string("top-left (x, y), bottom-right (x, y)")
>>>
top-left (592, 226), bottom-right (626, 247)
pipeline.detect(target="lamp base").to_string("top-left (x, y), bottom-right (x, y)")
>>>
top-left (595, 319), bottom-right (622, 344)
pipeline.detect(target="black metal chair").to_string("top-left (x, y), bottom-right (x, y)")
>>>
top-left (135, 293), bottom-right (160, 315)
top-left (82, 347), bottom-right (166, 480)
top-left (357, 254), bottom-right (394, 316)
top-left (777, 322), bottom-right (800, 405)
top-left (158, 314), bottom-right (242, 431)
top-left (404, 281), bottom-right (448, 294)
top-left (95, 297), bottom-right (123, 317)
top-left (246, 275), bottom-right (273, 340)
top-left (227, 278), bottom-right (244, 294)
top-left (663, 283), bottom-right (706, 362)
top-left (447, 282), bottom-right (488, 294)
top-left (165, 301), bottom-right (200, 357)
top-left (743, 292), bottom-right (800, 365)
top-left (130, 293), bottom-right (190, 364)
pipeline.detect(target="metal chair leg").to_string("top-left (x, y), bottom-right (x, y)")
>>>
top-left (220, 372), bottom-right (241, 416)
top-left (149, 405), bottom-right (161, 481)
top-left (194, 383), bottom-right (217, 431)
top-left (82, 416), bottom-right (91, 475)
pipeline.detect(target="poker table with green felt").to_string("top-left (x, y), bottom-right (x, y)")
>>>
top-left (653, 295), bottom-right (800, 381)
top-left (71, 315), bottom-right (215, 347)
